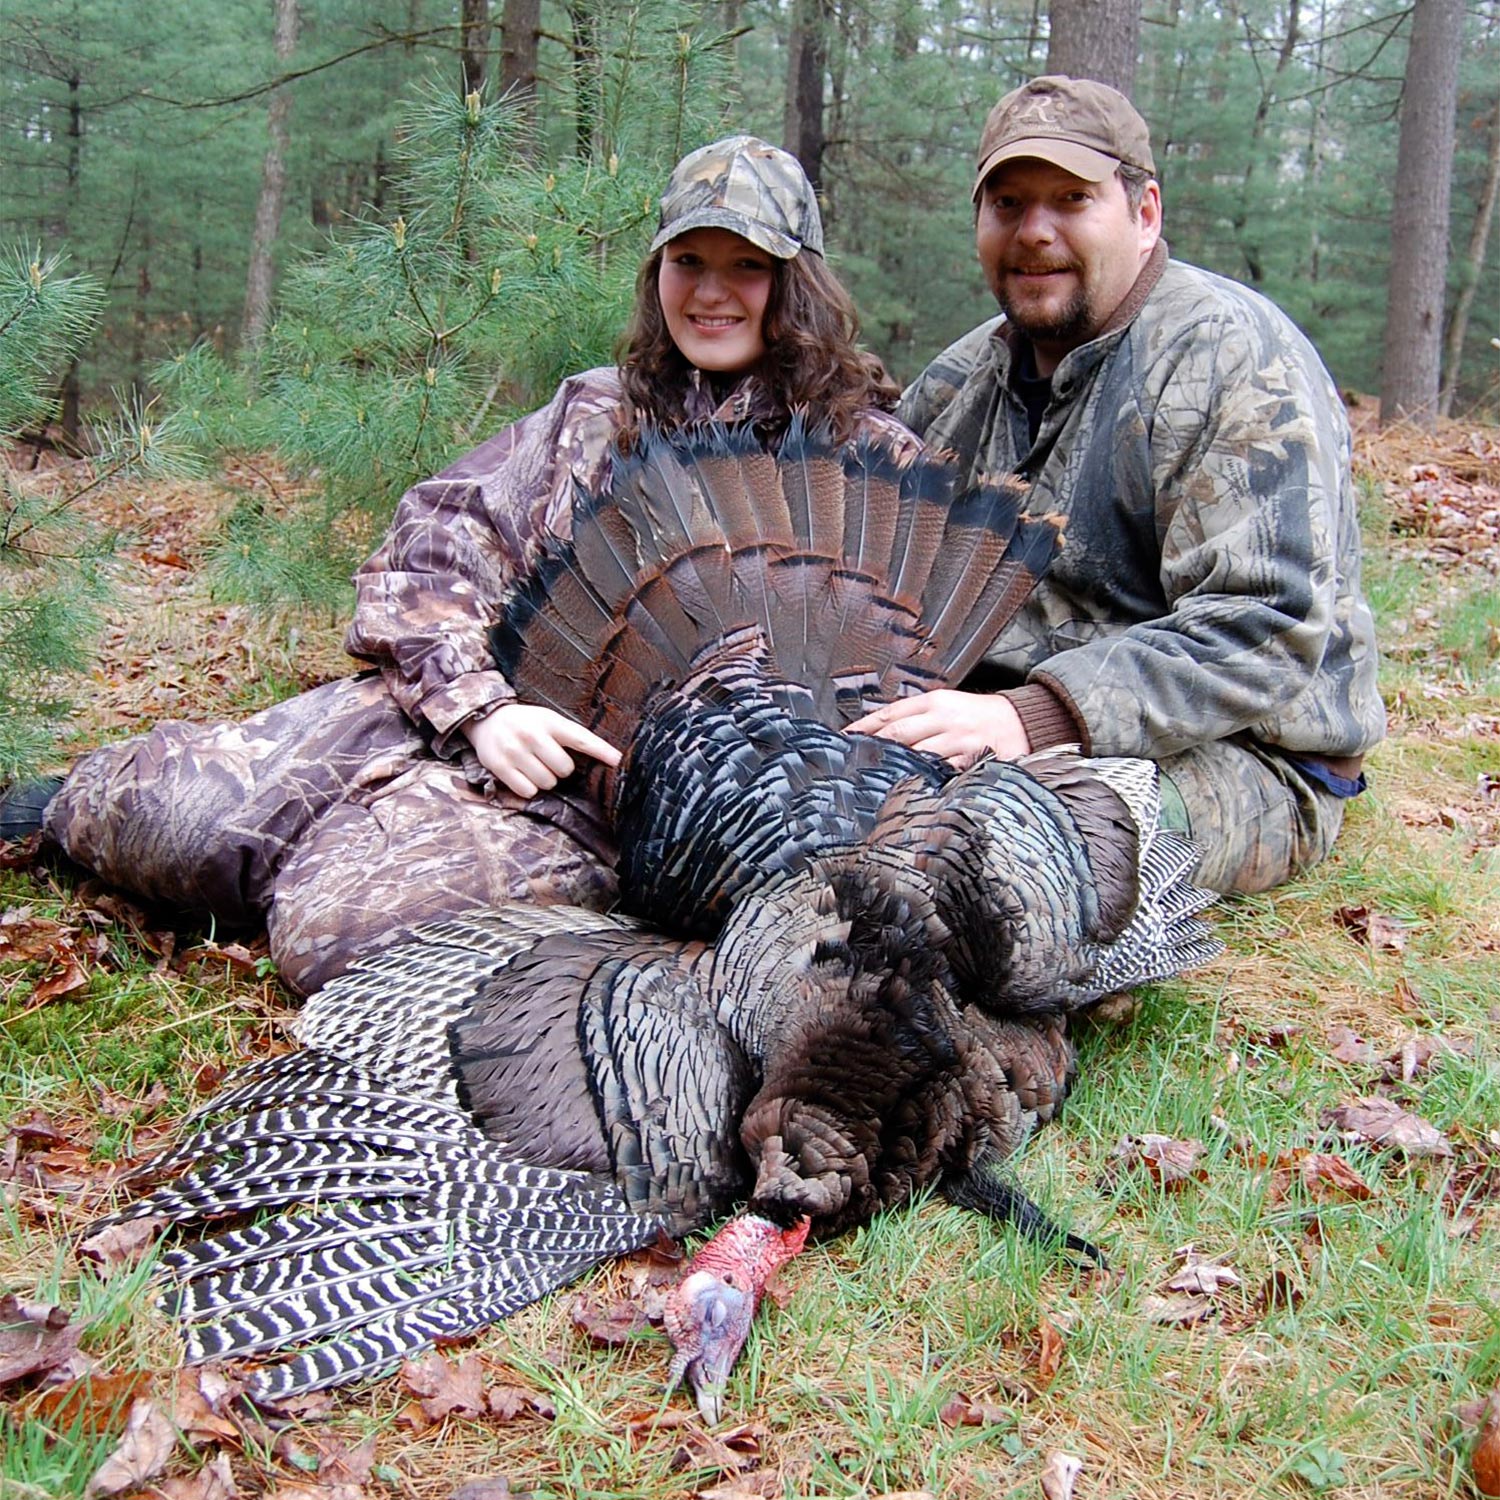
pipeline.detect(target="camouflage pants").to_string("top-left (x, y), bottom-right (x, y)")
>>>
top-left (1158, 738), bottom-right (1347, 895)
top-left (45, 674), bottom-right (618, 996)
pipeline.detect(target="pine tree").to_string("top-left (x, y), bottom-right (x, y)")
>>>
top-left (160, 0), bottom-right (733, 612)
top-left (0, 247), bottom-right (199, 774)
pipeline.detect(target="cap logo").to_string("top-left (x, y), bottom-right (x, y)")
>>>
top-left (1012, 95), bottom-right (1059, 127)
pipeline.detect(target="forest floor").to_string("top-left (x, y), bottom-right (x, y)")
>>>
top-left (1, 404), bottom-right (1498, 1500)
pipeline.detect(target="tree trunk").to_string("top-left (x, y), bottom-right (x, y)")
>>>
top-left (1379, 0), bottom-right (1464, 429)
top-left (241, 0), bottom-right (299, 352)
top-left (569, 3), bottom-right (602, 161)
top-left (500, 0), bottom-right (540, 102)
top-left (1230, 0), bottom-right (1300, 286)
top-left (784, 0), bottom-right (830, 191)
top-left (1439, 97), bottom-right (1500, 416)
top-left (1045, 0), bottom-right (1142, 97)
top-left (460, 0), bottom-right (490, 98)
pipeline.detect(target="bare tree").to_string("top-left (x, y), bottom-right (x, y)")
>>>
top-left (1379, 0), bottom-right (1464, 428)
top-left (1440, 95), bottom-right (1500, 416)
top-left (242, 0), bottom-right (299, 353)
top-left (784, 0), bottom-right (831, 190)
top-left (500, 0), bottom-right (540, 123)
top-left (460, 0), bottom-right (490, 98)
top-left (1045, 0), bottom-right (1142, 96)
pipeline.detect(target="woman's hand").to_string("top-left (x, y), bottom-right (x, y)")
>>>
top-left (845, 690), bottom-right (1030, 765)
top-left (464, 704), bottom-right (622, 799)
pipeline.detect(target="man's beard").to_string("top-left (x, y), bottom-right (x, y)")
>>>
top-left (997, 275), bottom-right (1093, 347)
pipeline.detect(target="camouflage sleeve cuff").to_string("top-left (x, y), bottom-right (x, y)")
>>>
top-left (1004, 681), bottom-right (1089, 754)
top-left (413, 670), bottom-right (518, 756)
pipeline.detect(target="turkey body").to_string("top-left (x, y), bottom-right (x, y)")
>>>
top-left (99, 422), bottom-right (1221, 1407)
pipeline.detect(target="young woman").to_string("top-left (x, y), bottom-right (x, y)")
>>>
top-left (26, 137), bottom-right (915, 995)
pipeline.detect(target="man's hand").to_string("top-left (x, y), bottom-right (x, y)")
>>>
top-left (464, 704), bottom-right (621, 799)
top-left (845, 689), bottom-right (1031, 765)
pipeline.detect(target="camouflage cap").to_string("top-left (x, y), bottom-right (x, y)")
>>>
top-left (973, 75), bottom-right (1156, 198)
top-left (650, 135), bottom-right (824, 259)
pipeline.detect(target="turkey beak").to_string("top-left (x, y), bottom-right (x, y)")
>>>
top-left (663, 1269), bottom-right (754, 1425)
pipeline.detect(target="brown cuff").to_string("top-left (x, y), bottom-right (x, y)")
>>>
top-left (1002, 682), bottom-right (1087, 753)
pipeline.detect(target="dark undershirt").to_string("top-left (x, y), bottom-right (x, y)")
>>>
top-left (1013, 342), bottom-right (1052, 446)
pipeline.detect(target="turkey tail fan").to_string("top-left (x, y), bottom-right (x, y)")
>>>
top-left (490, 421), bottom-right (1067, 750)
top-left (91, 1057), bottom-right (664, 1400)
top-left (923, 494), bottom-right (1068, 685)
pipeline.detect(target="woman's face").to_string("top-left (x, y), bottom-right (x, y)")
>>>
top-left (657, 228), bottom-right (776, 375)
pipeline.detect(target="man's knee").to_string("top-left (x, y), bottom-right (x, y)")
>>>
top-left (1158, 744), bottom-right (1347, 895)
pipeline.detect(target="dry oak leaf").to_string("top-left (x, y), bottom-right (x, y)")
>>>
top-left (398, 1351), bottom-right (488, 1426)
top-left (85, 1396), bottom-right (179, 1496)
top-left (571, 1291), bottom-right (655, 1345)
top-left (0, 1293), bottom-right (81, 1386)
top-left (667, 1422), bottom-right (763, 1478)
top-left (154, 1451), bottom-right (241, 1500)
top-left (1142, 1292), bottom-right (1216, 1326)
top-left (1334, 904), bottom-right (1410, 952)
top-left (77, 1214), bottom-right (169, 1276)
top-left (1472, 1388), bottom-right (1500, 1497)
top-left (451, 1482), bottom-right (537, 1500)
top-left (1109, 1133), bottom-right (1206, 1189)
top-left (696, 1477), bottom-right (783, 1500)
top-left (1296, 1152), bottom-right (1375, 1201)
top-left (1322, 1096), bottom-right (1453, 1157)
top-left (1040, 1450), bottom-right (1084, 1500)
top-left (261, 1484), bottom-right (368, 1500)
top-left (939, 1391), bottom-right (1014, 1426)
top-left (1033, 1317), bottom-right (1065, 1390)
top-left (1326, 1026), bottom-right (1374, 1065)
top-left (31, 1368), bottom-right (157, 1432)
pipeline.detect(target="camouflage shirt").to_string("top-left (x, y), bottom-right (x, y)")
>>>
top-left (898, 246), bottom-right (1386, 762)
top-left (346, 366), bottom-right (917, 752)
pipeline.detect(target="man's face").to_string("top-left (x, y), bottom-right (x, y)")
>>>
top-left (975, 158), bottom-right (1161, 371)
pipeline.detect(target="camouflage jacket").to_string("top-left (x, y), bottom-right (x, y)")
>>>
top-left (898, 246), bottom-right (1386, 763)
top-left (346, 366), bottom-right (917, 753)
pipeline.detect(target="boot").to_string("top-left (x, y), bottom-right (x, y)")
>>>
top-left (0, 775), bottom-right (65, 843)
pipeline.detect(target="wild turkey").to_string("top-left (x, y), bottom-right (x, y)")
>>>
top-left (94, 424), bottom-right (1221, 1415)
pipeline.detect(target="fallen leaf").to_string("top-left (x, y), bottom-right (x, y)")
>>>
top-left (27, 954), bottom-right (90, 1005)
top-left (666, 1422), bottom-right (762, 1477)
top-left (1472, 1388), bottom-right (1500, 1496)
top-left (1107, 1133), bottom-right (1206, 1189)
top-left (155, 1452), bottom-right (240, 1500)
top-left (451, 1481), bottom-right (536, 1500)
top-left (696, 1478), bottom-right (782, 1500)
top-left (86, 1397), bottom-right (178, 1496)
top-left (77, 1215), bottom-right (168, 1275)
top-left (1322, 1096), bottom-right (1453, 1157)
top-left (1326, 1026), bottom-right (1374, 1065)
top-left (1033, 1318), bottom-right (1064, 1390)
top-left (398, 1352), bottom-right (487, 1424)
top-left (939, 1391), bottom-right (1013, 1426)
top-left (168, 1365), bottom-right (246, 1445)
top-left (1253, 1268), bottom-right (1305, 1313)
top-left (1040, 1449), bottom-right (1083, 1500)
top-left (1392, 976), bottom-right (1425, 1013)
top-left (1142, 1292), bottom-right (1216, 1326)
top-left (570, 1292), bottom-right (654, 1345)
top-left (1164, 1261), bottom-right (1240, 1295)
top-left (1296, 1152), bottom-right (1375, 1201)
top-left (1334, 904), bottom-right (1410, 951)
top-left (0, 1294), bottom-right (81, 1385)
top-left (32, 1369), bottom-right (156, 1433)
top-left (486, 1384), bottom-right (553, 1421)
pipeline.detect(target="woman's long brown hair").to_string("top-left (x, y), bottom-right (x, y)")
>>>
top-left (616, 244), bottom-right (900, 444)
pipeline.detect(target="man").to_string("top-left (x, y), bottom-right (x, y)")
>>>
top-left (849, 75), bottom-right (1385, 893)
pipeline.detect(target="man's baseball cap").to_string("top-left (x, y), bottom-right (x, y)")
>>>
top-left (973, 75), bottom-right (1156, 199)
top-left (650, 135), bottom-right (824, 259)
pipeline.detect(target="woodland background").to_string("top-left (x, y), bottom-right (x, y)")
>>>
top-left (3, 6), bottom-right (1500, 1498)
top-left (4, 0), bottom-right (1499, 426)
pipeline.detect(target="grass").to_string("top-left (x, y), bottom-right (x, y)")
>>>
top-left (2, 448), bottom-right (1499, 1498)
